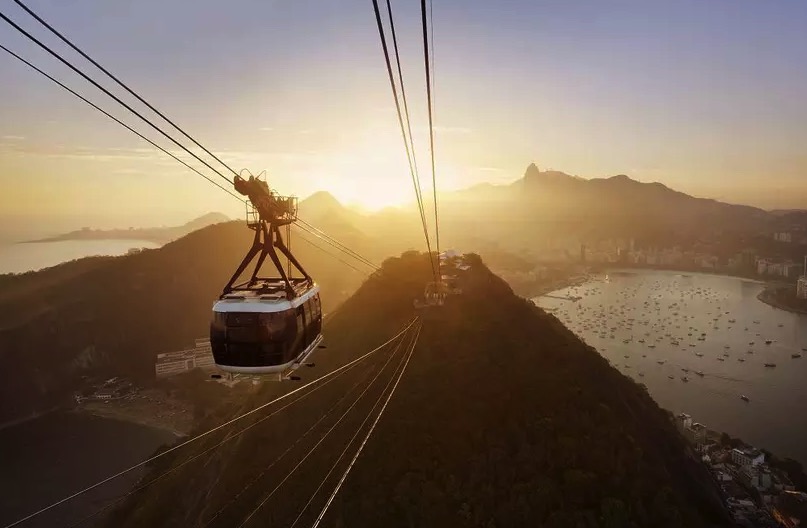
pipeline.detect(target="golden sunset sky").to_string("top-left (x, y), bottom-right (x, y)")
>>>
top-left (1, 0), bottom-right (806, 235)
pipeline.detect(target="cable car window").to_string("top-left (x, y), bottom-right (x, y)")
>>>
top-left (312, 294), bottom-right (321, 319)
top-left (260, 311), bottom-right (288, 341)
top-left (259, 311), bottom-right (287, 337)
top-left (287, 307), bottom-right (304, 361)
top-left (228, 312), bottom-right (258, 326)
top-left (304, 299), bottom-right (313, 321)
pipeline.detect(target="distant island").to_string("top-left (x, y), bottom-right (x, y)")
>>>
top-left (23, 212), bottom-right (229, 245)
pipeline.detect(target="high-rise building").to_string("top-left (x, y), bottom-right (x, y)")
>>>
top-left (675, 413), bottom-right (692, 433)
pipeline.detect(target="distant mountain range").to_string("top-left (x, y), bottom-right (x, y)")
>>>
top-left (23, 212), bottom-right (230, 245)
top-left (296, 164), bottom-right (781, 259)
top-left (0, 164), bottom-right (796, 425)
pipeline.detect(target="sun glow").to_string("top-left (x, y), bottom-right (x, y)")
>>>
top-left (309, 131), bottom-right (442, 212)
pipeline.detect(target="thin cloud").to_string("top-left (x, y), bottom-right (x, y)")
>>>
top-left (1, 135), bottom-right (24, 141)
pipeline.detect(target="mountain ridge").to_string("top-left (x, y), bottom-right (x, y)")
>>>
top-left (296, 165), bottom-right (774, 257)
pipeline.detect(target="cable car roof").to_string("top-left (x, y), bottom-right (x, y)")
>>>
top-left (213, 283), bottom-right (319, 313)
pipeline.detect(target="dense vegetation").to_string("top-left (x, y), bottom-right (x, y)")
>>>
top-left (105, 252), bottom-right (729, 527)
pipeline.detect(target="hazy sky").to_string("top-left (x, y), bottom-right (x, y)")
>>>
top-left (1, 0), bottom-right (806, 231)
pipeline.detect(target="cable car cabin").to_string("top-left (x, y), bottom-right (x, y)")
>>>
top-left (414, 280), bottom-right (448, 312)
top-left (210, 283), bottom-right (323, 376)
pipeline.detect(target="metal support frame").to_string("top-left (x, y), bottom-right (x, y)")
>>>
top-left (221, 220), bottom-right (312, 299)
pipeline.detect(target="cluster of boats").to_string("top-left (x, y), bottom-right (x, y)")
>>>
top-left (542, 274), bottom-right (807, 405)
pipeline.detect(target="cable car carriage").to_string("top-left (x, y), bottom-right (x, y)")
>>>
top-left (414, 264), bottom-right (464, 317)
top-left (210, 173), bottom-right (323, 380)
top-left (413, 280), bottom-right (449, 315)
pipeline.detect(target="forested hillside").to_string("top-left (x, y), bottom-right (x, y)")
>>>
top-left (105, 252), bottom-right (730, 528)
top-left (0, 220), bottom-right (371, 425)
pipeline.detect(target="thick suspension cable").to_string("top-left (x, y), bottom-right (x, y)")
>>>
top-left (296, 219), bottom-right (380, 271)
top-left (236, 323), bottom-right (411, 527)
top-left (2, 10), bottom-right (385, 279)
top-left (369, 0), bottom-right (437, 281)
top-left (0, 43), bottom-right (244, 202)
top-left (429, 0), bottom-right (435, 76)
top-left (200, 338), bottom-right (401, 528)
top-left (289, 321), bottom-right (419, 528)
top-left (420, 0), bottom-right (441, 278)
top-left (294, 229), bottom-right (373, 276)
top-left (296, 219), bottom-right (377, 268)
top-left (383, 0), bottom-right (430, 250)
top-left (1, 319), bottom-right (417, 528)
top-left (0, 38), bottom-right (379, 280)
top-left (295, 225), bottom-right (376, 272)
top-left (0, 10), bottom-right (234, 187)
top-left (310, 321), bottom-right (421, 528)
top-left (13, 0), bottom-right (241, 179)
top-left (68, 356), bottom-right (364, 528)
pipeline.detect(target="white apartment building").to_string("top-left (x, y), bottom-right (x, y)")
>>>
top-left (731, 447), bottom-right (765, 468)
top-left (155, 338), bottom-right (216, 378)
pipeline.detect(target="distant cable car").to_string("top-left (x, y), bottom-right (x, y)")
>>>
top-left (413, 252), bottom-right (467, 312)
top-left (414, 280), bottom-right (448, 313)
top-left (210, 172), bottom-right (323, 378)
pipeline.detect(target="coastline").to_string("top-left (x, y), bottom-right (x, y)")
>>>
top-left (75, 397), bottom-right (192, 438)
top-left (21, 235), bottom-right (165, 245)
top-left (0, 405), bottom-right (62, 432)
top-left (531, 267), bottom-right (807, 317)
top-left (528, 267), bottom-right (761, 302)
top-left (757, 285), bottom-right (807, 315)
top-left (529, 275), bottom-right (588, 298)
top-left (601, 265), bottom-right (766, 285)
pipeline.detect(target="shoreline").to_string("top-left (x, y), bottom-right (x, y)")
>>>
top-left (20, 236), bottom-right (165, 245)
top-left (601, 265), bottom-right (767, 285)
top-left (75, 399), bottom-right (191, 438)
top-left (528, 276), bottom-right (588, 298)
top-left (757, 285), bottom-right (807, 315)
top-left (0, 405), bottom-right (62, 432)
top-left (532, 268), bottom-right (806, 317)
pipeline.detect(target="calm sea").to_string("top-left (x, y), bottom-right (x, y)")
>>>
top-left (0, 240), bottom-right (160, 274)
top-left (536, 270), bottom-right (807, 467)
top-left (0, 411), bottom-right (176, 528)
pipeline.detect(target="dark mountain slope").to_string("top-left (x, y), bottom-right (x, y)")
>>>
top-left (105, 253), bottom-right (729, 528)
top-left (322, 254), bottom-right (728, 527)
top-left (0, 220), bottom-right (372, 424)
